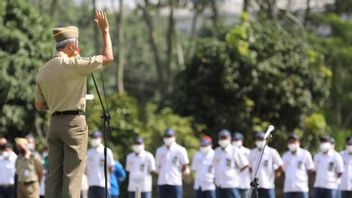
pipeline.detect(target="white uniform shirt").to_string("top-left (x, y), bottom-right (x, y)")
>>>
top-left (191, 149), bottom-right (216, 191)
top-left (339, 150), bottom-right (352, 191)
top-left (86, 144), bottom-right (115, 187)
top-left (282, 148), bottom-right (314, 192)
top-left (249, 146), bottom-right (283, 189)
top-left (213, 145), bottom-right (249, 188)
top-left (0, 151), bottom-right (17, 185)
top-left (238, 146), bottom-right (251, 189)
top-left (156, 143), bottom-right (189, 185)
top-left (313, 149), bottom-right (344, 189)
top-left (126, 150), bottom-right (156, 192)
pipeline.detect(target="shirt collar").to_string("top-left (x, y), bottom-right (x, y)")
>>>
top-left (53, 51), bottom-right (68, 58)
top-left (135, 150), bottom-right (146, 157)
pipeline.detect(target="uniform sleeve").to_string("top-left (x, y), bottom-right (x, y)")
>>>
top-left (272, 149), bottom-right (283, 167)
top-left (67, 55), bottom-right (104, 76)
top-left (107, 149), bottom-right (115, 167)
top-left (191, 153), bottom-right (198, 171)
top-left (179, 147), bottom-right (190, 165)
top-left (313, 153), bottom-right (318, 171)
top-left (148, 153), bottom-right (156, 172)
top-left (305, 151), bottom-right (315, 171)
top-left (34, 156), bottom-right (44, 177)
top-left (155, 149), bottom-right (161, 172)
top-left (126, 155), bottom-right (131, 172)
top-left (335, 153), bottom-right (344, 174)
top-left (35, 83), bottom-right (45, 102)
top-left (235, 148), bottom-right (249, 169)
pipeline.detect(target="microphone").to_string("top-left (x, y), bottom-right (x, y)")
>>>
top-left (264, 125), bottom-right (275, 139)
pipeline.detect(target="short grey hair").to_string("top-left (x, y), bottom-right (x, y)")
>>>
top-left (56, 38), bottom-right (77, 49)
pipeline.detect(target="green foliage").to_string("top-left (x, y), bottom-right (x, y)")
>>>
top-left (0, 0), bottom-right (53, 137)
top-left (172, 19), bottom-right (331, 150)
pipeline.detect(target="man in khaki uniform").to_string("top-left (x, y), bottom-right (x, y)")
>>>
top-left (34, 10), bottom-right (113, 198)
top-left (15, 138), bottom-right (43, 198)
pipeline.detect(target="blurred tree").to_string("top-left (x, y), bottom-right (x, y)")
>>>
top-left (0, 0), bottom-right (53, 140)
top-left (116, 0), bottom-right (125, 94)
top-left (172, 17), bottom-right (331, 150)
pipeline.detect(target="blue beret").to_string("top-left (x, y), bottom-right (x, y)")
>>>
top-left (91, 130), bottom-right (102, 138)
top-left (218, 129), bottom-right (231, 137)
top-left (164, 128), bottom-right (175, 136)
top-left (133, 136), bottom-right (144, 144)
top-left (232, 132), bottom-right (244, 140)
top-left (255, 132), bottom-right (265, 139)
top-left (200, 136), bottom-right (212, 146)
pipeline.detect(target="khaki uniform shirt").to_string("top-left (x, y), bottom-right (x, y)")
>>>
top-left (16, 154), bottom-right (43, 182)
top-left (35, 52), bottom-right (103, 114)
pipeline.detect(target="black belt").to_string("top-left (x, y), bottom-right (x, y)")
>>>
top-left (52, 110), bottom-right (85, 116)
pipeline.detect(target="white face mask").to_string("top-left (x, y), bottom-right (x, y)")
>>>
top-left (132, 145), bottom-right (144, 153)
top-left (163, 137), bottom-right (175, 146)
top-left (2, 151), bottom-right (10, 159)
top-left (90, 139), bottom-right (102, 147)
top-left (346, 145), bottom-right (352, 154)
top-left (232, 140), bottom-right (242, 148)
top-left (256, 141), bottom-right (265, 149)
top-left (200, 146), bottom-right (211, 153)
top-left (288, 143), bottom-right (299, 152)
top-left (28, 143), bottom-right (34, 150)
top-left (320, 142), bottom-right (331, 152)
top-left (218, 139), bottom-right (230, 148)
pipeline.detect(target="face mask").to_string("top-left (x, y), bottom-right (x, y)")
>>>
top-left (256, 141), bottom-right (265, 149)
top-left (90, 139), bottom-right (102, 147)
top-left (232, 140), bottom-right (242, 148)
top-left (28, 143), bottom-right (34, 150)
top-left (2, 151), bottom-right (10, 159)
top-left (200, 146), bottom-right (211, 153)
top-left (132, 145), bottom-right (144, 154)
top-left (218, 139), bottom-right (230, 148)
top-left (288, 143), bottom-right (299, 152)
top-left (42, 151), bottom-right (48, 157)
top-left (346, 145), bottom-right (352, 154)
top-left (320, 142), bottom-right (331, 152)
top-left (163, 137), bottom-right (175, 146)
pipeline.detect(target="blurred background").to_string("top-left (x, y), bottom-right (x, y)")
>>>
top-left (1, 0), bottom-right (352, 196)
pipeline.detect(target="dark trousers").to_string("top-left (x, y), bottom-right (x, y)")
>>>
top-left (158, 185), bottom-right (182, 198)
top-left (313, 188), bottom-right (338, 198)
top-left (88, 186), bottom-right (106, 198)
top-left (216, 187), bottom-right (240, 198)
top-left (254, 188), bottom-right (275, 198)
top-left (0, 185), bottom-right (15, 198)
top-left (341, 190), bottom-right (352, 198)
top-left (194, 188), bottom-right (216, 198)
top-left (284, 192), bottom-right (308, 198)
top-left (237, 188), bottom-right (249, 198)
top-left (128, 191), bottom-right (152, 198)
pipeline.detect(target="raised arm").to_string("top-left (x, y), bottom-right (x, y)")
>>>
top-left (95, 10), bottom-right (113, 64)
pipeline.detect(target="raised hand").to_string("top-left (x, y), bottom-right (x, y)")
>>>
top-left (95, 10), bottom-right (109, 32)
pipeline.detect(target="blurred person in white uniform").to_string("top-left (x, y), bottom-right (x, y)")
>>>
top-left (86, 130), bottom-right (115, 198)
top-left (248, 131), bottom-right (283, 198)
top-left (0, 142), bottom-right (17, 198)
top-left (214, 129), bottom-right (248, 198)
top-left (339, 136), bottom-right (352, 198)
top-left (155, 128), bottom-right (190, 198)
top-left (313, 135), bottom-right (344, 198)
top-left (232, 132), bottom-right (251, 198)
top-left (126, 136), bottom-right (156, 198)
top-left (191, 136), bottom-right (216, 198)
top-left (282, 133), bottom-right (314, 198)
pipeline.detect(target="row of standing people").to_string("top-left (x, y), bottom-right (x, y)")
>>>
top-left (119, 128), bottom-right (352, 198)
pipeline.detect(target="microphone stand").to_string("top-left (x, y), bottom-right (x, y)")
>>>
top-left (248, 137), bottom-right (271, 198)
top-left (91, 73), bottom-right (111, 198)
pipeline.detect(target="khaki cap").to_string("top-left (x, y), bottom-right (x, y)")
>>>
top-left (52, 26), bottom-right (79, 43)
top-left (15, 138), bottom-right (28, 146)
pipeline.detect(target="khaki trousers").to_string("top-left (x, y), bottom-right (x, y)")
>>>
top-left (45, 115), bottom-right (88, 198)
top-left (17, 181), bottom-right (39, 198)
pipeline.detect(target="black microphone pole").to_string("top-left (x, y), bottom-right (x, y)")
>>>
top-left (91, 73), bottom-right (110, 198)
